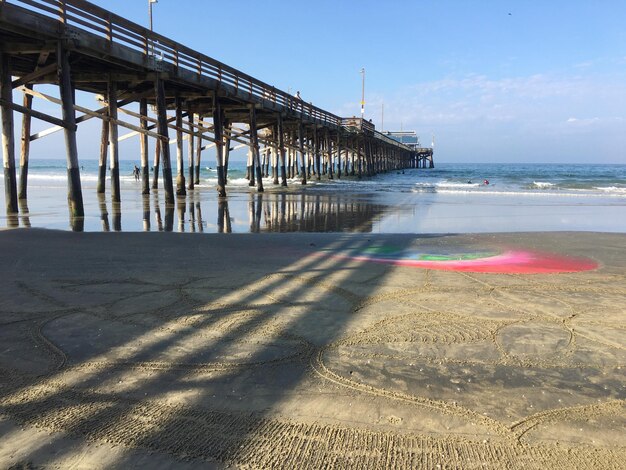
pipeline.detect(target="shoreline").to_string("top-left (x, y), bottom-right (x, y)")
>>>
top-left (2, 162), bottom-right (625, 234)
top-left (0, 229), bottom-right (624, 467)
top-left (3, 182), bottom-right (626, 234)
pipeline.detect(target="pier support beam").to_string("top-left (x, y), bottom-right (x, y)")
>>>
top-left (357, 139), bottom-right (362, 178)
top-left (298, 120), bottom-right (306, 185)
top-left (194, 114), bottom-right (202, 185)
top-left (174, 97), bottom-right (186, 195)
top-left (140, 98), bottom-right (150, 194)
top-left (57, 44), bottom-right (84, 220)
top-left (152, 137), bottom-right (160, 190)
top-left (18, 84), bottom-right (33, 200)
top-left (154, 76), bottom-right (175, 205)
top-left (326, 129), bottom-right (333, 180)
top-left (277, 114), bottom-right (287, 187)
top-left (175, 97), bottom-right (186, 196)
top-left (187, 115), bottom-right (194, 190)
top-left (223, 118), bottom-right (231, 185)
top-left (108, 81), bottom-right (121, 203)
top-left (249, 106), bottom-right (264, 193)
top-left (336, 133), bottom-right (342, 179)
top-left (272, 126), bottom-right (279, 185)
top-left (1, 53), bottom-right (18, 214)
top-left (97, 111), bottom-right (108, 193)
top-left (314, 128), bottom-right (321, 181)
top-left (212, 100), bottom-right (226, 197)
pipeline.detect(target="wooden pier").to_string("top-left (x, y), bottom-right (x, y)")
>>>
top-left (0, 0), bottom-right (434, 226)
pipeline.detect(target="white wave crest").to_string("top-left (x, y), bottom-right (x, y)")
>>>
top-left (532, 181), bottom-right (555, 189)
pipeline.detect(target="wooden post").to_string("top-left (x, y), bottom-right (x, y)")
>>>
top-left (154, 76), bottom-right (175, 205)
top-left (57, 44), bottom-right (84, 218)
top-left (265, 147), bottom-right (270, 178)
top-left (152, 137), bottom-right (160, 189)
top-left (247, 147), bottom-right (255, 186)
top-left (140, 98), bottom-right (150, 194)
top-left (326, 129), bottom-right (333, 180)
top-left (336, 132), bottom-right (341, 179)
top-left (277, 115), bottom-right (287, 186)
top-left (287, 133), bottom-right (293, 178)
top-left (272, 125), bottom-right (279, 185)
top-left (213, 101), bottom-right (227, 197)
top-left (304, 127), bottom-right (316, 180)
top-left (261, 147), bottom-right (267, 177)
top-left (298, 120), bottom-right (306, 185)
top-left (314, 127), bottom-right (321, 180)
top-left (357, 139), bottom-right (362, 178)
top-left (175, 96), bottom-right (186, 195)
top-left (187, 115), bottom-right (195, 190)
top-left (364, 139), bottom-right (371, 176)
top-left (97, 110), bottom-right (109, 193)
top-left (108, 81), bottom-right (120, 203)
top-left (1, 53), bottom-right (18, 214)
top-left (249, 106), bottom-right (264, 192)
top-left (18, 84), bottom-right (33, 200)
top-left (349, 143), bottom-right (354, 175)
top-left (194, 114), bottom-right (202, 185)
top-left (223, 118), bottom-right (231, 185)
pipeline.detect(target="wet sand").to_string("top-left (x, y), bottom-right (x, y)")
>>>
top-left (0, 229), bottom-right (624, 468)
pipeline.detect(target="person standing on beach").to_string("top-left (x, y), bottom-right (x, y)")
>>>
top-left (133, 165), bottom-right (140, 181)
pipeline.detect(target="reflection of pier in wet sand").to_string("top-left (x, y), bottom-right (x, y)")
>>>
top-left (94, 192), bottom-right (385, 234)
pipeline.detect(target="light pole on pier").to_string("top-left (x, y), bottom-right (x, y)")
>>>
top-left (360, 68), bottom-right (365, 118)
top-left (148, 0), bottom-right (158, 56)
top-left (149, 0), bottom-right (158, 32)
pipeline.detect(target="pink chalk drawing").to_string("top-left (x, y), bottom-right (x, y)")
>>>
top-left (332, 247), bottom-right (598, 274)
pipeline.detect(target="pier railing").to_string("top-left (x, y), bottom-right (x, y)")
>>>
top-left (3, 0), bottom-right (343, 126)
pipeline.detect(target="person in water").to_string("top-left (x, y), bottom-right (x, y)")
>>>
top-left (483, 179), bottom-right (489, 185)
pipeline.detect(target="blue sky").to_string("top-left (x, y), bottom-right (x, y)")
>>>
top-left (20, 1), bottom-right (626, 163)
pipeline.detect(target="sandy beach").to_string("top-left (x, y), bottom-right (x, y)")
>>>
top-left (0, 229), bottom-right (624, 468)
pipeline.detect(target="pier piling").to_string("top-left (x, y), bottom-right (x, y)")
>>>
top-left (18, 84), bottom-right (32, 200)
top-left (140, 98), bottom-right (150, 194)
top-left (57, 44), bottom-right (83, 218)
top-left (175, 96), bottom-right (186, 196)
top-left (1, 53), bottom-right (18, 215)
top-left (213, 101), bottom-right (226, 197)
top-left (249, 106), bottom-right (264, 193)
top-left (154, 76), bottom-right (175, 205)
top-left (108, 80), bottom-right (120, 203)
top-left (187, 116), bottom-right (194, 190)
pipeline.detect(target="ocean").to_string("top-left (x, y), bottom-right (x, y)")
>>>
top-left (3, 160), bottom-right (626, 233)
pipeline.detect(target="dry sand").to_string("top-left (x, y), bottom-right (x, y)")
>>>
top-left (0, 229), bottom-right (624, 468)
